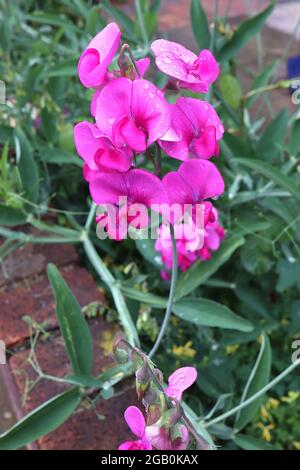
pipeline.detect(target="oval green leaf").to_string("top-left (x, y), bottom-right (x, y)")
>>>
top-left (172, 298), bottom-right (253, 332)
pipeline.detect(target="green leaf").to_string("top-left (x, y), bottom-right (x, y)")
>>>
top-left (219, 74), bottom-right (243, 109)
top-left (120, 286), bottom-right (167, 308)
top-left (235, 334), bottom-right (272, 430)
top-left (234, 434), bottom-right (278, 450)
top-left (246, 61), bottom-right (277, 107)
top-left (289, 118), bottom-right (300, 157)
top-left (14, 128), bottom-right (39, 204)
top-left (235, 158), bottom-right (300, 201)
top-left (0, 388), bottom-right (81, 450)
top-left (135, 238), bottom-right (164, 269)
top-left (172, 298), bottom-right (253, 332)
top-left (190, 0), bottom-right (211, 50)
top-left (0, 206), bottom-right (27, 226)
top-left (44, 58), bottom-right (78, 78)
top-left (175, 235), bottom-right (245, 300)
top-left (276, 259), bottom-right (300, 293)
top-left (256, 110), bottom-right (289, 159)
top-left (220, 2), bottom-right (275, 62)
top-left (47, 263), bottom-right (93, 376)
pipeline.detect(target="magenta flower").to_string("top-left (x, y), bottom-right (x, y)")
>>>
top-left (88, 168), bottom-right (168, 240)
top-left (90, 57), bottom-right (151, 117)
top-left (119, 406), bottom-right (152, 450)
top-left (78, 23), bottom-right (121, 88)
top-left (163, 159), bottom-right (224, 216)
top-left (198, 208), bottom-right (225, 261)
top-left (74, 121), bottom-right (133, 173)
top-left (145, 422), bottom-right (189, 451)
top-left (165, 367), bottom-right (197, 401)
top-left (95, 77), bottom-right (173, 153)
top-left (151, 39), bottom-right (219, 93)
top-left (160, 97), bottom-right (224, 160)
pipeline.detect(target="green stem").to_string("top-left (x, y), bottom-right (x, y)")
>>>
top-left (205, 358), bottom-right (300, 428)
top-left (82, 233), bottom-right (140, 347)
top-left (135, 0), bottom-right (148, 49)
top-left (149, 224), bottom-right (178, 359)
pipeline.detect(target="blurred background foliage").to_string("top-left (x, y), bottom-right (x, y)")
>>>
top-left (1, 0), bottom-right (300, 450)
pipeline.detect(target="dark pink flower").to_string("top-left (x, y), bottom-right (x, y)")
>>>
top-left (78, 23), bottom-right (121, 88)
top-left (151, 39), bottom-right (219, 93)
top-left (74, 121), bottom-right (132, 173)
top-left (119, 406), bottom-right (152, 450)
top-left (90, 57), bottom-right (151, 117)
top-left (146, 422), bottom-right (189, 450)
top-left (89, 168), bottom-right (168, 240)
top-left (95, 77), bottom-right (173, 153)
top-left (198, 208), bottom-right (225, 261)
top-left (160, 97), bottom-right (224, 160)
top-left (163, 159), bottom-right (224, 211)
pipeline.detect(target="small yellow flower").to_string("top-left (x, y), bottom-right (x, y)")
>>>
top-left (225, 344), bottom-right (240, 355)
top-left (172, 340), bottom-right (196, 358)
top-left (260, 405), bottom-right (270, 421)
top-left (257, 422), bottom-right (275, 442)
top-left (267, 397), bottom-right (280, 409)
top-left (293, 441), bottom-right (300, 450)
top-left (281, 391), bottom-right (300, 404)
top-left (100, 327), bottom-right (119, 356)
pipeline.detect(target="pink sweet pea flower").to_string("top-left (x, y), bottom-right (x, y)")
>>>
top-left (165, 367), bottom-right (198, 401)
top-left (119, 406), bottom-right (152, 450)
top-left (145, 421), bottom-right (189, 451)
top-left (163, 159), bottom-right (224, 219)
top-left (90, 57), bottom-right (151, 117)
top-left (78, 23), bottom-right (121, 88)
top-left (74, 121), bottom-right (133, 173)
top-left (95, 77), bottom-right (173, 153)
top-left (160, 97), bottom-right (224, 160)
top-left (89, 168), bottom-right (168, 240)
top-left (151, 39), bottom-right (219, 93)
top-left (198, 208), bottom-right (225, 261)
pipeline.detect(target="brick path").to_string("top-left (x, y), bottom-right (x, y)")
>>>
top-left (0, 225), bottom-right (137, 449)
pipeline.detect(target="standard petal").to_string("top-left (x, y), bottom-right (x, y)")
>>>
top-left (131, 79), bottom-right (171, 145)
top-left (151, 39), bottom-right (197, 82)
top-left (95, 77), bottom-right (133, 138)
top-left (178, 159), bottom-right (225, 201)
top-left (74, 121), bottom-right (103, 170)
top-left (165, 367), bottom-right (197, 401)
top-left (126, 169), bottom-right (169, 207)
top-left (89, 170), bottom-right (128, 205)
top-left (78, 23), bottom-right (121, 87)
top-left (124, 406), bottom-right (146, 439)
top-left (196, 49), bottom-right (219, 85)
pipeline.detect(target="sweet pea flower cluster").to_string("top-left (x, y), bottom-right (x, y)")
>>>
top-left (74, 22), bottom-right (225, 251)
top-left (119, 366), bottom-right (197, 451)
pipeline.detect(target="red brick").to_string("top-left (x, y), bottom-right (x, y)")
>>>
top-left (0, 242), bottom-right (78, 288)
top-left (0, 266), bottom-right (105, 347)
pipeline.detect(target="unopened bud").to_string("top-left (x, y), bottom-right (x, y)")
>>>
top-left (135, 362), bottom-right (151, 400)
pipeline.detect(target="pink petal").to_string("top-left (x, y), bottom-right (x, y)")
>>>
top-left (131, 79), bottom-right (171, 145)
top-left (163, 159), bottom-right (225, 206)
top-left (95, 77), bottom-right (133, 140)
top-left (89, 168), bottom-right (168, 207)
top-left (165, 367), bottom-right (197, 401)
top-left (74, 121), bottom-right (103, 170)
top-left (114, 117), bottom-right (147, 152)
top-left (94, 147), bottom-right (132, 172)
top-left (78, 23), bottom-right (121, 88)
top-left (192, 126), bottom-right (218, 159)
top-left (124, 406), bottom-right (146, 439)
top-left (136, 57), bottom-right (151, 78)
top-left (90, 89), bottom-right (101, 117)
top-left (196, 49), bottom-right (219, 85)
top-left (151, 39), bottom-right (197, 82)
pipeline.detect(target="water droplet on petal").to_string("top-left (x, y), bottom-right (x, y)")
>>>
top-left (164, 57), bottom-right (172, 64)
top-left (108, 118), bottom-right (115, 125)
top-left (143, 82), bottom-right (149, 90)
